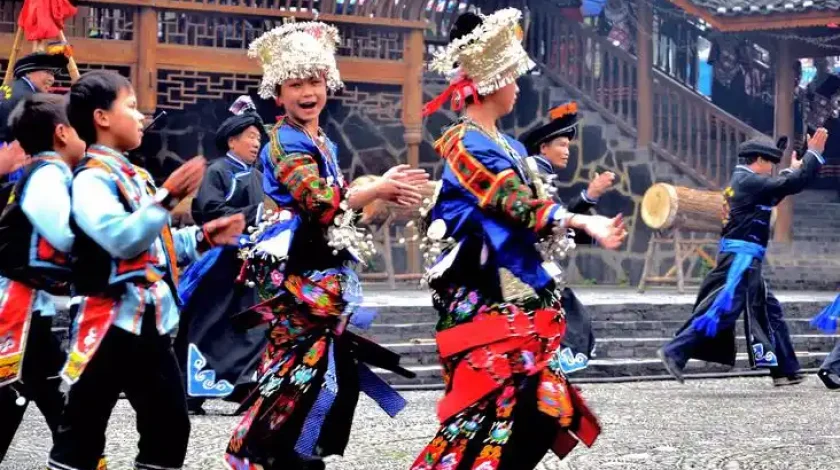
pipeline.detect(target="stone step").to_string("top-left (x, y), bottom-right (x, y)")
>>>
top-left (763, 267), bottom-right (840, 290)
top-left (378, 334), bottom-right (840, 365)
top-left (357, 318), bottom-right (833, 343)
top-left (367, 301), bottom-right (830, 325)
top-left (377, 351), bottom-right (832, 386)
top-left (767, 242), bottom-right (838, 256)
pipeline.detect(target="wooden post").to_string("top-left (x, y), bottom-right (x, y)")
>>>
top-left (674, 229), bottom-right (685, 293)
top-left (136, 6), bottom-right (158, 115)
top-left (402, 28), bottom-right (424, 276)
top-left (636, 0), bottom-right (654, 148)
top-left (773, 39), bottom-right (795, 243)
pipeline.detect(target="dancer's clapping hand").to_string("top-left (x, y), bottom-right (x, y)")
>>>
top-left (163, 156), bottom-right (206, 201)
top-left (0, 141), bottom-right (26, 176)
top-left (375, 178), bottom-right (424, 207)
top-left (569, 213), bottom-right (627, 250)
top-left (203, 213), bottom-right (246, 247)
top-left (383, 164), bottom-right (430, 187)
top-left (808, 127), bottom-right (828, 155)
top-left (379, 164), bottom-right (429, 207)
top-left (790, 152), bottom-right (803, 171)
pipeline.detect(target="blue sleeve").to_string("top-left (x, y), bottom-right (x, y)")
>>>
top-left (72, 168), bottom-right (170, 260)
top-left (443, 130), bottom-right (566, 232)
top-left (20, 163), bottom-right (75, 252)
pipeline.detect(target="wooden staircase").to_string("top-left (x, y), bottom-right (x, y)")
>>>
top-left (521, 0), bottom-right (767, 189)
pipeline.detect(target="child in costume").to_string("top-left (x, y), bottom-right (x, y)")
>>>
top-left (0, 94), bottom-right (85, 462)
top-left (659, 130), bottom-right (828, 387)
top-left (47, 70), bottom-right (245, 470)
top-left (174, 95), bottom-right (268, 415)
top-left (414, 9), bottom-right (627, 470)
top-left (223, 21), bottom-right (427, 470)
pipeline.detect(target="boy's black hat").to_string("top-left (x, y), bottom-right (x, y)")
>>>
top-left (521, 102), bottom-right (579, 156)
top-left (738, 137), bottom-right (785, 164)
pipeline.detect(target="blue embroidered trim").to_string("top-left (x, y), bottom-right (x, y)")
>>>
top-left (186, 343), bottom-right (235, 397)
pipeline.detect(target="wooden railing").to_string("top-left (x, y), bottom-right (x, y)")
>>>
top-left (524, 1), bottom-right (766, 189)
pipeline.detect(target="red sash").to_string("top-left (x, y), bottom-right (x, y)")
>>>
top-left (0, 281), bottom-right (36, 386)
top-left (60, 296), bottom-right (118, 389)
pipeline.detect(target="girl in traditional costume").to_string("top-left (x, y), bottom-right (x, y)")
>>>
top-left (223, 21), bottom-right (427, 470)
top-left (413, 9), bottom-right (626, 470)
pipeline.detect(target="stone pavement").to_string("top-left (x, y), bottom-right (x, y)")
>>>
top-left (5, 376), bottom-right (840, 469)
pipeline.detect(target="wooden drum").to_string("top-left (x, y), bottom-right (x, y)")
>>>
top-left (641, 183), bottom-right (725, 233)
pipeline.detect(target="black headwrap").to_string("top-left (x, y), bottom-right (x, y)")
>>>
top-left (215, 96), bottom-right (266, 152)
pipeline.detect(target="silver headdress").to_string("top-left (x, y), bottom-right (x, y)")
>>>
top-left (428, 8), bottom-right (535, 97)
top-left (249, 21), bottom-right (343, 98)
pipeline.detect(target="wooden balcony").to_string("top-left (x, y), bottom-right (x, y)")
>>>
top-left (522, 0), bottom-right (766, 189)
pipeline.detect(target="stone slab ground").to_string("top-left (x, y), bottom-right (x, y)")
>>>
top-left (4, 376), bottom-right (840, 469)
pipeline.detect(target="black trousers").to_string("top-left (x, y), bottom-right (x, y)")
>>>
top-left (48, 309), bottom-right (191, 470)
top-left (0, 312), bottom-right (65, 462)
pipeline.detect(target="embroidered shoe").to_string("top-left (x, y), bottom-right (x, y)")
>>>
top-left (772, 374), bottom-right (806, 387)
top-left (818, 369), bottom-right (840, 390)
top-left (657, 348), bottom-right (684, 384)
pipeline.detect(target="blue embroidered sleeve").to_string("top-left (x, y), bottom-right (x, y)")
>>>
top-left (440, 129), bottom-right (565, 232)
top-left (20, 163), bottom-right (74, 253)
top-left (72, 168), bottom-right (170, 260)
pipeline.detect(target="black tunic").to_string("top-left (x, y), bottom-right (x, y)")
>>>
top-left (0, 78), bottom-right (37, 144)
top-left (174, 155), bottom-right (267, 400)
top-left (534, 155), bottom-right (596, 373)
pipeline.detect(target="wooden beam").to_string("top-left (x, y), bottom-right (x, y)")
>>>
top-left (0, 33), bottom-right (137, 65)
top-left (664, 0), bottom-right (725, 30)
top-left (136, 7), bottom-right (157, 115)
top-left (773, 38), bottom-right (795, 244)
top-left (78, 0), bottom-right (428, 29)
top-left (636, 0), bottom-right (654, 148)
top-left (716, 10), bottom-right (840, 32)
top-left (667, 0), bottom-right (840, 32)
top-left (157, 44), bottom-right (406, 85)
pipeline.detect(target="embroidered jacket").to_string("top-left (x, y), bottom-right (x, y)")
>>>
top-left (259, 118), bottom-right (350, 274)
top-left (723, 149), bottom-right (824, 248)
top-left (70, 145), bottom-right (201, 335)
top-left (0, 155), bottom-right (74, 315)
top-left (431, 122), bottom-right (571, 292)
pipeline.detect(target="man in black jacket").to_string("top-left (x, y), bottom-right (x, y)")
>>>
top-left (0, 51), bottom-right (70, 144)
top-left (658, 131), bottom-right (828, 387)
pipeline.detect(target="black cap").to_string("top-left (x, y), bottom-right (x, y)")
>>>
top-left (521, 102), bottom-right (579, 155)
top-left (738, 137), bottom-right (783, 164)
top-left (13, 52), bottom-right (69, 79)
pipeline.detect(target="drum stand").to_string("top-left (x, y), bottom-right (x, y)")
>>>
top-left (637, 228), bottom-right (718, 293)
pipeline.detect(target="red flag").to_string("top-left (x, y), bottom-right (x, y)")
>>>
top-left (18, 0), bottom-right (78, 41)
